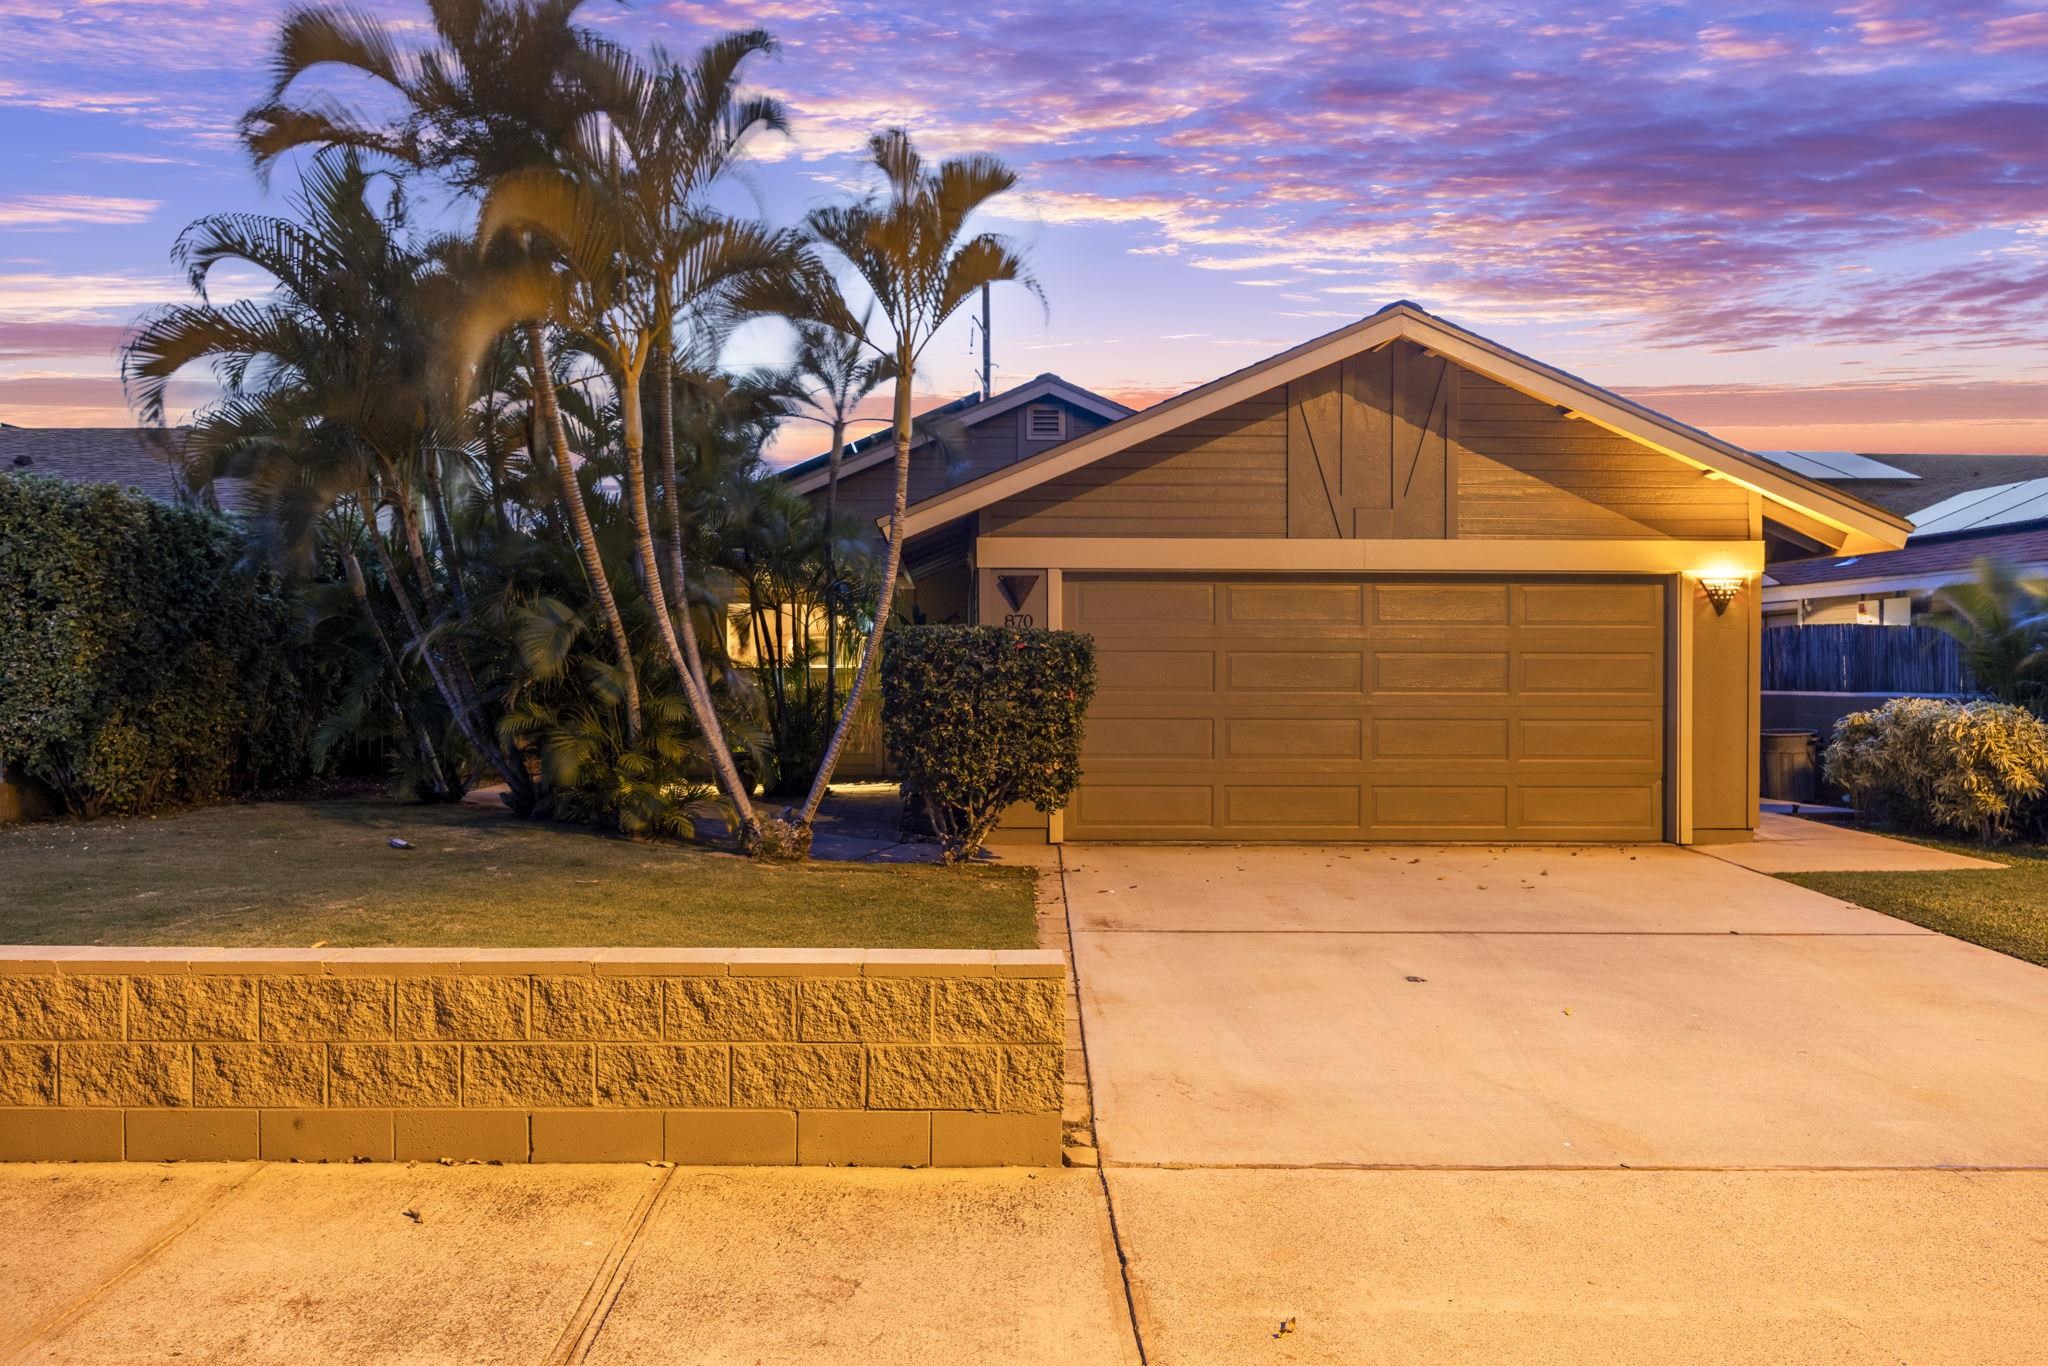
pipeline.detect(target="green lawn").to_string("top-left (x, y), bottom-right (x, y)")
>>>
top-left (1781, 837), bottom-right (2048, 968)
top-left (0, 799), bottom-right (1038, 949)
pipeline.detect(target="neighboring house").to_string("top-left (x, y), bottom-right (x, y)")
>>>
top-left (886, 301), bottom-right (1908, 847)
top-left (0, 425), bottom-right (239, 509)
top-left (1758, 453), bottom-right (2048, 627)
top-left (781, 374), bottom-right (1129, 625)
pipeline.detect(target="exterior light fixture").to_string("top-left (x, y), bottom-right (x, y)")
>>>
top-left (1699, 575), bottom-right (1744, 616)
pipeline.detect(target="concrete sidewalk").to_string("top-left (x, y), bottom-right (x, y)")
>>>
top-left (1, 1163), bottom-right (1139, 1364)
top-left (1698, 811), bottom-right (2005, 873)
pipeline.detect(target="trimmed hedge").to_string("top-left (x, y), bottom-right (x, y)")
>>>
top-left (1823, 696), bottom-right (2048, 842)
top-left (879, 625), bottom-right (1096, 862)
top-left (0, 474), bottom-right (323, 817)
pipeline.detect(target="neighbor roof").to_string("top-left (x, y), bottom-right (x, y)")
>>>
top-left (1909, 477), bottom-right (2048, 536)
top-left (1817, 453), bottom-right (2048, 518)
top-left (897, 302), bottom-right (1912, 553)
top-left (1754, 450), bottom-right (1919, 481)
top-left (779, 374), bottom-right (1129, 495)
top-left (0, 426), bottom-right (197, 502)
top-left (1764, 520), bottom-right (2048, 591)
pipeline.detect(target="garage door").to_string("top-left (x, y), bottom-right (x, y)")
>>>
top-left (1064, 575), bottom-right (1666, 842)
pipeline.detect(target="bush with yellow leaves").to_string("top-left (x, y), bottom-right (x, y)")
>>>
top-left (1824, 697), bottom-right (2048, 841)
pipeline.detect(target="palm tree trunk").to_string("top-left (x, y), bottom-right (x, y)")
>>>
top-left (357, 485), bottom-right (531, 805)
top-left (525, 320), bottom-right (642, 744)
top-left (618, 367), bottom-right (761, 846)
top-left (652, 343), bottom-right (713, 699)
top-left (342, 542), bottom-right (454, 797)
top-left (421, 456), bottom-right (469, 616)
top-left (798, 356), bottom-right (912, 830)
top-left (823, 411), bottom-right (845, 723)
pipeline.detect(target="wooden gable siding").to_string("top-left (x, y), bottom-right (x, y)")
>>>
top-left (979, 352), bottom-right (1752, 542)
top-left (981, 392), bottom-right (1288, 536)
top-left (1454, 370), bottom-right (1750, 539)
top-left (811, 398), bottom-right (1112, 535)
top-left (1287, 342), bottom-right (1450, 539)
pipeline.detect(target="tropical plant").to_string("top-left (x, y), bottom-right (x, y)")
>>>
top-left (774, 128), bottom-right (1039, 852)
top-left (1824, 696), bottom-right (2048, 841)
top-left (779, 316), bottom-right (895, 718)
top-left (0, 475), bottom-right (329, 817)
top-left (122, 150), bottom-right (530, 805)
top-left (471, 31), bottom-right (797, 847)
top-left (1926, 557), bottom-right (2048, 710)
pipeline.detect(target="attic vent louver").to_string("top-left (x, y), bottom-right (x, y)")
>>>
top-left (1025, 405), bottom-right (1066, 441)
top-left (10, 454), bottom-right (29, 468)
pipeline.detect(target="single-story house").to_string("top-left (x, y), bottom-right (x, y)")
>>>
top-left (886, 301), bottom-right (1910, 847)
top-left (783, 374), bottom-right (1130, 625)
top-left (1758, 454), bottom-right (2048, 627)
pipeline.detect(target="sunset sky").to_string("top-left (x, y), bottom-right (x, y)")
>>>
top-left (2, 0), bottom-right (2045, 461)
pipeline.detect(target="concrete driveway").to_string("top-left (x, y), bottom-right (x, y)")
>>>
top-left (1062, 842), bottom-right (2048, 1361)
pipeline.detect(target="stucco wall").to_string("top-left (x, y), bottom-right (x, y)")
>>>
top-left (0, 947), bottom-right (1065, 1167)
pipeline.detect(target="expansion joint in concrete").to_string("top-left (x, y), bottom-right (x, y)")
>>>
top-left (1058, 847), bottom-right (1150, 1366)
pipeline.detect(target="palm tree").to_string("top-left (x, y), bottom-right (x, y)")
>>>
top-left (1928, 557), bottom-right (2048, 708)
top-left (783, 129), bottom-right (1038, 845)
top-left (474, 33), bottom-right (799, 847)
top-left (780, 317), bottom-right (895, 718)
top-left (123, 150), bottom-right (534, 807)
top-left (241, 0), bottom-right (642, 749)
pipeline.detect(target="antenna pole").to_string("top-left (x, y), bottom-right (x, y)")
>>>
top-left (980, 283), bottom-right (992, 399)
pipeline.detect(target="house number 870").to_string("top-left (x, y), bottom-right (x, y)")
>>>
top-left (1003, 613), bottom-right (1034, 628)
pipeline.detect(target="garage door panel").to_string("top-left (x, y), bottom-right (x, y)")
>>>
top-left (1372, 717), bottom-right (1508, 759)
top-left (1073, 785), bottom-right (1213, 831)
top-left (1084, 717), bottom-right (1217, 760)
top-left (1224, 582), bottom-right (1364, 624)
top-left (1518, 582), bottom-right (1662, 625)
top-left (1520, 651), bottom-right (1660, 696)
top-left (1226, 718), bottom-right (1364, 759)
top-left (1071, 580), bottom-right (1215, 625)
top-left (1374, 652), bottom-right (1512, 693)
top-left (1225, 785), bottom-right (1361, 827)
top-left (1372, 582), bottom-right (1509, 624)
top-left (1226, 650), bottom-right (1363, 691)
top-left (1372, 785), bottom-right (1511, 829)
top-left (1521, 717), bottom-right (1659, 762)
top-left (1066, 574), bottom-right (1665, 843)
top-left (1097, 650), bottom-right (1217, 691)
top-left (1517, 783), bottom-right (1661, 829)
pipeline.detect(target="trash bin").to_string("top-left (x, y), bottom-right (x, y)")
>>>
top-left (1760, 729), bottom-right (1819, 803)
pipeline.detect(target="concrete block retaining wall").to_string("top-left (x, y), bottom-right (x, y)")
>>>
top-left (0, 947), bottom-right (1066, 1167)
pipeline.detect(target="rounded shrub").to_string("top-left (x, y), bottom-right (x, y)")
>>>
top-left (0, 474), bottom-right (324, 817)
top-left (879, 624), bottom-right (1096, 863)
top-left (1823, 696), bottom-right (2048, 841)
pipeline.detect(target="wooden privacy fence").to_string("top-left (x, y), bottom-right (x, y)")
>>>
top-left (1762, 624), bottom-right (1973, 695)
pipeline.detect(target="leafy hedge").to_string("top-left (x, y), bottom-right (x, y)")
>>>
top-left (880, 625), bottom-right (1096, 862)
top-left (0, 474), bottom-right (324, 817)
top-left (1823, 696), bottom-right (2048, 842)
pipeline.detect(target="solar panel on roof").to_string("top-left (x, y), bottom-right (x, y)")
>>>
top-left (1910, 478), bottom-right (2048, 535)
top-left (1754, 451), bottom-right (1920, 481)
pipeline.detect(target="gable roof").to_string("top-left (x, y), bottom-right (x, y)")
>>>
top-left (897, 302), bottom-right (1912, 553)
top-left (780, 374), bottom-right (1129, 496)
